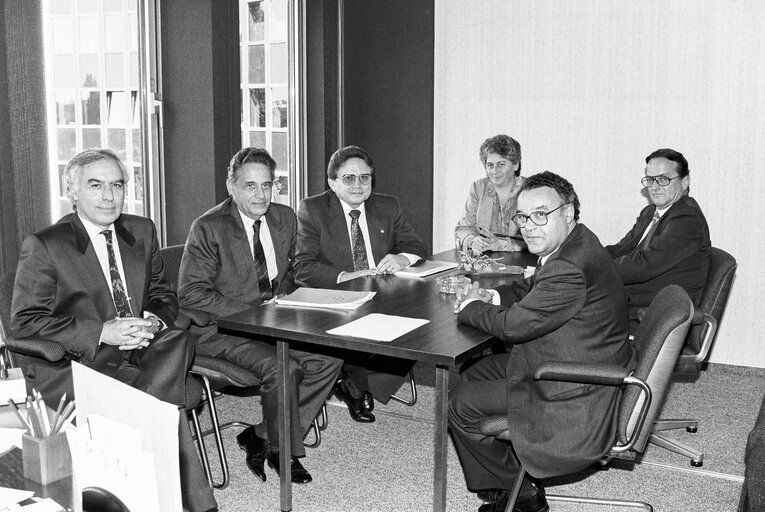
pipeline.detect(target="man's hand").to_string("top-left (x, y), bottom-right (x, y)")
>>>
top-left (470, 235), bottom-right (492, 254)
top-left (100, 317), bottom-right (154, 351)
top-left (453, 281), bottom-right (492, 313)
top-left (376, 254), bottom-right (409, 274)
top-left (337, 269), bottom-right (378, 283)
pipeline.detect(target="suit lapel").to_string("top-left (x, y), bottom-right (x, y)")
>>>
top-left (226, 201), bottom-right (261, 304)
top-left (69, 215), bottom-right (117, 320)
top-left (265, 207), bottom-right (289, 280)
top-left (328, 195), bottom-right (354, 265)
top-left (115, 218), bottom-right (144, 314)
top-left (364, 196), bottom-right (388, 263)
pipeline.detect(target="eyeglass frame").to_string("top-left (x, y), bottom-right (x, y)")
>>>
top-left (337, 174), bottom-right (373, 186)
top-left (641, 175), bottom-right (681, 188)
top-left (512, 202), bottom-right (569, 228)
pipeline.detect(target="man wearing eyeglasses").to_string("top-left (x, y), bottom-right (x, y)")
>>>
top-left (606, 148), bottom-right (710, 329)
top-left (294, 145), bottom-right (427, 423)
top-left (448, 172), bottom-right (634, 512)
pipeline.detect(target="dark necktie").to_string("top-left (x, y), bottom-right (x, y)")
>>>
top-left (101, 230), bottom-right (134, 317)
top-left (349, 210), bottom-right (369, 271)
top-left (638, 210), bottom-right (661, 250)
top-left (253, 220), bottom-right (272, 300)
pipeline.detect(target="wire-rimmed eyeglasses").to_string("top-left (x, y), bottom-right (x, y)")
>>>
top-left (338, 174), bottom-right (373, 186)
top-left (641, 175), bottom-right (680, 188)
top-left (512, 203), bottom-right (568, 228)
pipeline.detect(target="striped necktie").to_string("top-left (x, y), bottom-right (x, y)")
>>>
top-left (253, 220), bottom-right (272, 300)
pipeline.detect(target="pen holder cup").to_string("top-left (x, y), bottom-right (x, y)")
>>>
top-left (22, 431), bottom-right (72, 484)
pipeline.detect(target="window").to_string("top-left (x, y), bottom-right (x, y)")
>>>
top-left (42, 0), bottom-right (155, 222)
top-left (240, 0), bottom-right (301, 207)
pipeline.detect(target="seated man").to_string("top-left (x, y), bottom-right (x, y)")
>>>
top-left (11, 148), bottom-right (216, 512)
top-left (294, 145), bottom-right (428, 423)
top-left (178, 147), bottom-right (342, 484)
top-left (448, 172), bottom-right (635, 512)
top-left (606, 148), bottom-right (711, 329)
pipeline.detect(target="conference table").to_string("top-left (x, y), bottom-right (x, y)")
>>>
top-left (217, 249), bottom-right (536, 511)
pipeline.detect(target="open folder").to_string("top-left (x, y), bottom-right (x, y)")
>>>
top-left (395, 260), bottom-right (459, 278)
top-left (275, 288), bottom-right (376, 310)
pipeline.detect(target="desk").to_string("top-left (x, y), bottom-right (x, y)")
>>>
top-left (218, 249), bottom-right (535, 511)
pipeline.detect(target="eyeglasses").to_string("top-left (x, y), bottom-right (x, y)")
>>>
top-left (338, 174), bottom-right (373, 186)
top-left (641, 175), bottom-right (680, 187)
top-left (512, 202), bottom-right (568, 228)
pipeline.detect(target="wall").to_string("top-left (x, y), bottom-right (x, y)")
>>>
top-left (434, 0), bottom-right (765, 367)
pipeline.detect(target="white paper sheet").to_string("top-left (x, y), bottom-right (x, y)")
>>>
top-left (0, 487), bottom-right (34, 510)
top-left (326, 313), bottom-right (429, 342)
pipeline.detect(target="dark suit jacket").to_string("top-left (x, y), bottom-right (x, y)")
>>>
top-left (294, 190), bottom-right (427, 288)
top-left (178, 198), bottom-right (296, 338)
top-left (606, 194), bottom-right (711, 313)
top-left (11, 213), bottom-right (178, 366)
top-left (458, 223), bottom-right (635, 478)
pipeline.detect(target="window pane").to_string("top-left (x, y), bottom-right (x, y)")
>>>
top-left (131, 92), bottom-right (140, 127)
top-left (129, 52), bottom-right (138, 89)
top-left (271, 0), bottom-right (287, 41)
top-left (57, 164), bottom-right (67, 196)
top-left (249, 88), bottom-right (266, 127)
top-left (53, 56), bottom-right (76, 88)
top-left (56, 128), bottom-right (76, 159)
top-left (78, 0), bottom-right (100, 14)
top-left (270, 43), bottom-right (287, 83)
top-left (104, 14), bottom-right (126, 52)
top-left (128, 12), bottom-right (137, 50)
top-left (107, 91), bottom-right (127, 126)
top-left (132, 128), bottom-right (141, 162)
top-left (248, 45), bottom-right (265, 83)
top-left (271, 132), bottom-right (288, 171)
top-left (51, 0), bottom-right (73, 15)
top-left (274, 173), bottom-right (289, 199)
top-left (249, 131), bottom-right (265, 148)
top-left (82, 127), bottom-right (101, 148)
top-left (55, 91), bottom-right (76, 125)
top-left (271, 87), bottom-right (287, 128)
top-left (80, 54), bottom-right (99, 86)
top-left (78, 16), bottom-right (99, 53)
top-left (107, 128), bottom-right (126, 154)
top-left (52, 17), bottom-right (74, 54)
top-left (104, 53), bottom-right (124, 87)
top-left (104, 0), bottom-right (124, 13)
top-left (133, 165), bottom-right (143, 201)
top-left (247, 1), bottom-right (265, 41)
top-left (81, 91), bottom-right (100, 124)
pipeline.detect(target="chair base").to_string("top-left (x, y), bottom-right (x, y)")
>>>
top-left (546, 494), bottom-right (652, 511)
top-left (389, 369), bottom-right (418, 406)
top-left (651, 418), bottom-right (703, 466)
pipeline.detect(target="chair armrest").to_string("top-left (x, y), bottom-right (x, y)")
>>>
top-left (175, 308), bottom-right (211, 329)
top-left (534, 361), bottom-right (631, 386)
top-left (5, 337), bottom-right (67, 363)
top-left (677, 311), bottom-right (717, 364)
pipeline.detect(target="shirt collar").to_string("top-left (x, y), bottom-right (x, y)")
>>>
top-left (78, 213), bottom-right (115, 239)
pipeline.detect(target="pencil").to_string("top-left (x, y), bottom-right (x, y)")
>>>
top-left (52, 399), bottom-right (76, 435)
top-left (34, 389), bottom-right (51, 436)
top-left (26, 397), bottom-right (42, 438)
top-left (6, 398), bottom-right (32, 435)
top-left (49, 392), bottom-right (67, 435)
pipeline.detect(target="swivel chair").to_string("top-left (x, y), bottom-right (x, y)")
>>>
top-left (478, 285), bottom-right (693, 511)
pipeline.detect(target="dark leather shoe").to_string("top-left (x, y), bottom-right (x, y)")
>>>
top-left (477, 485), bottom-right (548, 512)
top-left (236, 426), bottom-right (269, 482)
top-left (266, 452), bottom-right (313, 484)
top-left (334, 382), bottom-right (375, 423)
top-left (363, 391), bottom-right (375, 412)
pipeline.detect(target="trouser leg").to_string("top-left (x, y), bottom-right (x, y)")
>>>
top-left (289, 349), bottom-right (342, 434)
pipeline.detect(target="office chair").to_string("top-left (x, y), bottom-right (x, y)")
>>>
top-left (478, 285), bottom-right (693, 511)
top-left (651, 247), bottom-right (737, 467)
top-left (159, 245), bottom-right (327, 489)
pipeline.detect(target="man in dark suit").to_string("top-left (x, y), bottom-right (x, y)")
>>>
top-left (178, 147), bottom-right (341, 484)
top-left (448, 172), bottom-right (635, 512)
top-left (606, 148), bottom-right (711, 329)
top-left (294, 145), bottom-right (427, 423)
top-left (11, 148), bottom-right (216, 512)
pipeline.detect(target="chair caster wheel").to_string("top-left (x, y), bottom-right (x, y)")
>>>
top-left (686, 426), bottom-right (698, 433)
top-left (691, 459), bottom-right (703, 467)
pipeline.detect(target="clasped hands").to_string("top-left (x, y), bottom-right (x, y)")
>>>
top-left (453, 280), bottom-right (492, 313)
top-left (337, 254), bottom-right (409, 283)
top-left (100, 316), bottom-right (161, 351)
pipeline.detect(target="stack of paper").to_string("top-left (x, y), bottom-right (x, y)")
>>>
top-left (275, 288), bottom-right (376, 310)
top-left (395, 260), bottom-right (459, 278)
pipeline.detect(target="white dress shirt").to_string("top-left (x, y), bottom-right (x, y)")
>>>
top-left (237, 208), bottom-right (278, 281)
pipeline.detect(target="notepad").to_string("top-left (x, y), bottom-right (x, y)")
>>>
top-left (395, 260), bottom-right (459, 278)
top-left (275, 288), bottom-right (376, 310)
top-left (327, 313), bottom-right (429, 341)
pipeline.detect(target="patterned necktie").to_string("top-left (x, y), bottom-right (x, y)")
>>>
top-left (101, 230), bottom-right (134, 317)
top-left (638, 210), bottom-right (661, 249)
top-left (253, 220), bottom-right (272, 300)
top-left (349, 210), bottom-right (369, 271)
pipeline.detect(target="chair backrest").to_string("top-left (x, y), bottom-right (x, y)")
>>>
top-left (682, 247), bottom-right (737, 359)
top-left (619, 285), bottom-right (693, 452)
top-left (0, 271), bottom-right (16, 352)
top-left (160, 244), bottom-right (185, 289)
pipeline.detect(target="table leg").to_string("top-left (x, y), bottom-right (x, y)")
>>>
top-left (277, 340), bottom-right (292, 511)
top-left (433, 364), bottom-right (449, 512)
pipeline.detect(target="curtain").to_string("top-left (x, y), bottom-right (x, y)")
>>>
top-left (0, 0), bottom-right (50, 275)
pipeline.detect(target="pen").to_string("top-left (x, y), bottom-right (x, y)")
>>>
top-left (49, 392), bottom-right (67, 435)
top-left (7, 398), bottom-right (32, 435)
top-left (52, 400), bottom-right (76, 435)
top-left (26, 397), bottom-right (42, 438)
top-left (34, 389), bottom-right (51, 436)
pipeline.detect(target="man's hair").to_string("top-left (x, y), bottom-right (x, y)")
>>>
top-left (520, 171), bottom-right (580, 221)
top-left (326, 145), bottom-right (375, 181)
top-left (645, 148), bottom-right (689, 178)
top-left (63, 148), bottom-right (129, 206)
top-left (479, 134), bottom-right (522, 175)
top-left (228, 147), bottom-right (277, 181)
